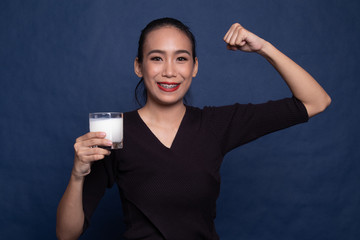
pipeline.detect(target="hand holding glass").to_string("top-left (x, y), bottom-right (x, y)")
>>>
top-left (89, 112), bottom-right (123, 149)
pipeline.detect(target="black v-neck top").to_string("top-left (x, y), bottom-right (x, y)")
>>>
top-left (82, 97), bottom-right (308, 239)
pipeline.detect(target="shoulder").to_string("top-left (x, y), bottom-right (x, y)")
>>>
top-left (123, 110), bottom-right (141, 129)
top-left (123, 109), bottom-right (139, 119)
top-left (186, 103), bottom-right (249, 120)
top-left (186, 103), bottom-right (248, 113)
top-left (185, 104), bottom-right (250, 130)
top-left (185, 97), bottom-right (308, 125)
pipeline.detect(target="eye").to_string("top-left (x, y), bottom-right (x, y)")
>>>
top-left (150, 56), bottom-right (162, 61)
top-left (177, 56), bottom-right (188, 62)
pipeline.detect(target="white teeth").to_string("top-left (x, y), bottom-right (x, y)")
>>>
top-left (159, 83), bottom-right (178, 89)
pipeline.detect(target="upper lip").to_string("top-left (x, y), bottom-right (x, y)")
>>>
top-left (157, 82), bottom-right (181, 85)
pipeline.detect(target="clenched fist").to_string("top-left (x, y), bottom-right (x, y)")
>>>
top-left (223, 23), bottom-right (266, 53)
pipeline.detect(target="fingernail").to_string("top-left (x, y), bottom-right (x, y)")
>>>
top-left (99, 132), bottom-right (106, 137)
top-left (106, 140), bottom-right (113, 145)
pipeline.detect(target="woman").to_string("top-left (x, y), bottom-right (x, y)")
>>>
top-left (56, 18), bottom-right (331, 240)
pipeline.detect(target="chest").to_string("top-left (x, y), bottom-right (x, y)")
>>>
top-left (143, 123), bottom-right (179, 149)
top-left (115, 114), bottom-right (225, 205)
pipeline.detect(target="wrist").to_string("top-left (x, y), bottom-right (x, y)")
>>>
top-left (256, 41), bottom-right (273, 57)
top-left (71, 169), bottom-right (88, 182)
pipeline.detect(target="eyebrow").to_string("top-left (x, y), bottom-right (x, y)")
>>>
top-left (147, 49), bottom-right (191, 56)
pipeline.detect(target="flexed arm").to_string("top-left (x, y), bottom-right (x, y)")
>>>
top-left (224, 23), bottom-right (331, 118)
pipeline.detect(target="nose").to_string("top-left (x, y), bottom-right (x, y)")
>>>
top-left (162, 60), bottom-right (177, 77)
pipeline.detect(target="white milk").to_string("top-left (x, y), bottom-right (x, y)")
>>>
top-left (89, 118), bottom-right (123, 143)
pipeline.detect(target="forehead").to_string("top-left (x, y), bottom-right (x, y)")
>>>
top-left (143, 26), bottom-right (193, 53)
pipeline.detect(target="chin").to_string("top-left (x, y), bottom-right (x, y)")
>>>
top-left (150, 95), bottom-right (185, 106)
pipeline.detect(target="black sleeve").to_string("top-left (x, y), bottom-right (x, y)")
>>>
top-left (203, 97), bottom-right (309, 155)
top-left (82, 154), bottom-right (117, 232)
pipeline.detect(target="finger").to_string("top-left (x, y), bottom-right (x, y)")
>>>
top-left (224, 23), bottom-right (237, 42)
top-left (84, 147), bottom-right (111, 156)
top-left (235, 38), bottom-right (247, 47)
top-left (230, 25), bottom-right (247, 46)
top-left (225, 23), bottom-right (243, 42)
top-left (74, 138), bottom-right (112, 152)
top-left (223, 27), bottom-right (232, 42)
top-left (234, 27), bottom-right (245, 45)
top-left (79, 154), bottom-right (107, 163)
top-left (225, 30), bottom-right (237, 44)
top-left (87, 138), bottom-right (112, 148)
top-left (76, 132), bottom-right (106, 143)
top-left (77, 147), bottom-right (111, 162)
top-left (227, 44), bottom-right (239, 51)
top-left (237, 28), bottom-right (249, 46)
top-left (84, 138), bottom-right (113, 148)
top-left (229, 27), bottom-right (242, 45)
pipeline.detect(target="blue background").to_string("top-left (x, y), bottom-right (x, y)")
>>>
top-left (1, 0), bottom-right (359, 239)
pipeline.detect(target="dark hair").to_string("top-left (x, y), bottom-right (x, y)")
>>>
top-left (135, 17), bottom-right (197, 106)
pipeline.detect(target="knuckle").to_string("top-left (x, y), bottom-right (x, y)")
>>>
top-left (79, 157), bottom-right (89, 165)
top-left (89, 139), bottom-right (97, 146)
top-left (94, 147), bottom-right (107, 156)
top-left (91, 155), bottom-right (102, 161)
top-left (74, 142), bottom-right (80, 151)
top-left (77, 157), bottom-right (85, 164)
top-left (77, 150), bottom-right (88, 160)
top-left (93, 148), bottom-right (102, 155)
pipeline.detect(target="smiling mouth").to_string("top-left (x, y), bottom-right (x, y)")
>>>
top-left (157, 82), bottom-right (181, 92)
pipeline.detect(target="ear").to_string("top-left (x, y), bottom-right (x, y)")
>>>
top-left (134, 58), bottom-right (143, 77)
top-left (192, 57), bottom-right (199, 77)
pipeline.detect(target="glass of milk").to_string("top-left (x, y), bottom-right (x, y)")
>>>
top-left (89, 112), bottom-right (123, 149)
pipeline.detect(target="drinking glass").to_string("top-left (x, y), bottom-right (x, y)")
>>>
top-left (89, 112), bottom-right (123, 149)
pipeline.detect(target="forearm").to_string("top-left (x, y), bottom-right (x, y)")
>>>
top-left (258, 41), bottom-right (331, 117)
top-left (56, 132), bottom-right (111, 239)
top-left (56, 174), bottom-right (85, 240)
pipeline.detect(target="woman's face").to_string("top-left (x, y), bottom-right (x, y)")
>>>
top-left (135, 26), bottom-right (198, 106)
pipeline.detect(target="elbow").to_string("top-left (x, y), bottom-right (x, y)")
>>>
top-left (318, 94), bottom-right (332, 112)
top-left (56, 232), bottom-right (64, 240)
top-left (56, 224), bottom-right (81, 240)
top-left (306, 94), bottom-right (332, 118)
top-left (325, 94), bottom-right (332, 108)
top-left (56, 227), bottom-right (67, 240)
top-left (320, 94), bottom-right (332, 112)
top-left (56, 232), bottom-right (78, 240)
top-left (56, 229), bottom-right (65, 240)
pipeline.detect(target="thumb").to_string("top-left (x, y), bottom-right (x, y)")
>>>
top-left (226, 44), bottom-right (238, 51)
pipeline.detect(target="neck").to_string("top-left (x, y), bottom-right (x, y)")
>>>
top-left (138, 101), bottom-right (186, 124)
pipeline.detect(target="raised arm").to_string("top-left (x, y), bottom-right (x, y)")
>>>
top-left (223, 23), bottom-right (331, 118)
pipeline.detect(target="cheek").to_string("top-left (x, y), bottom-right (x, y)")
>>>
top-left (143, 64), bottom-right (162, 77)
top-left (179, 64), bottom-right (195, 77)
